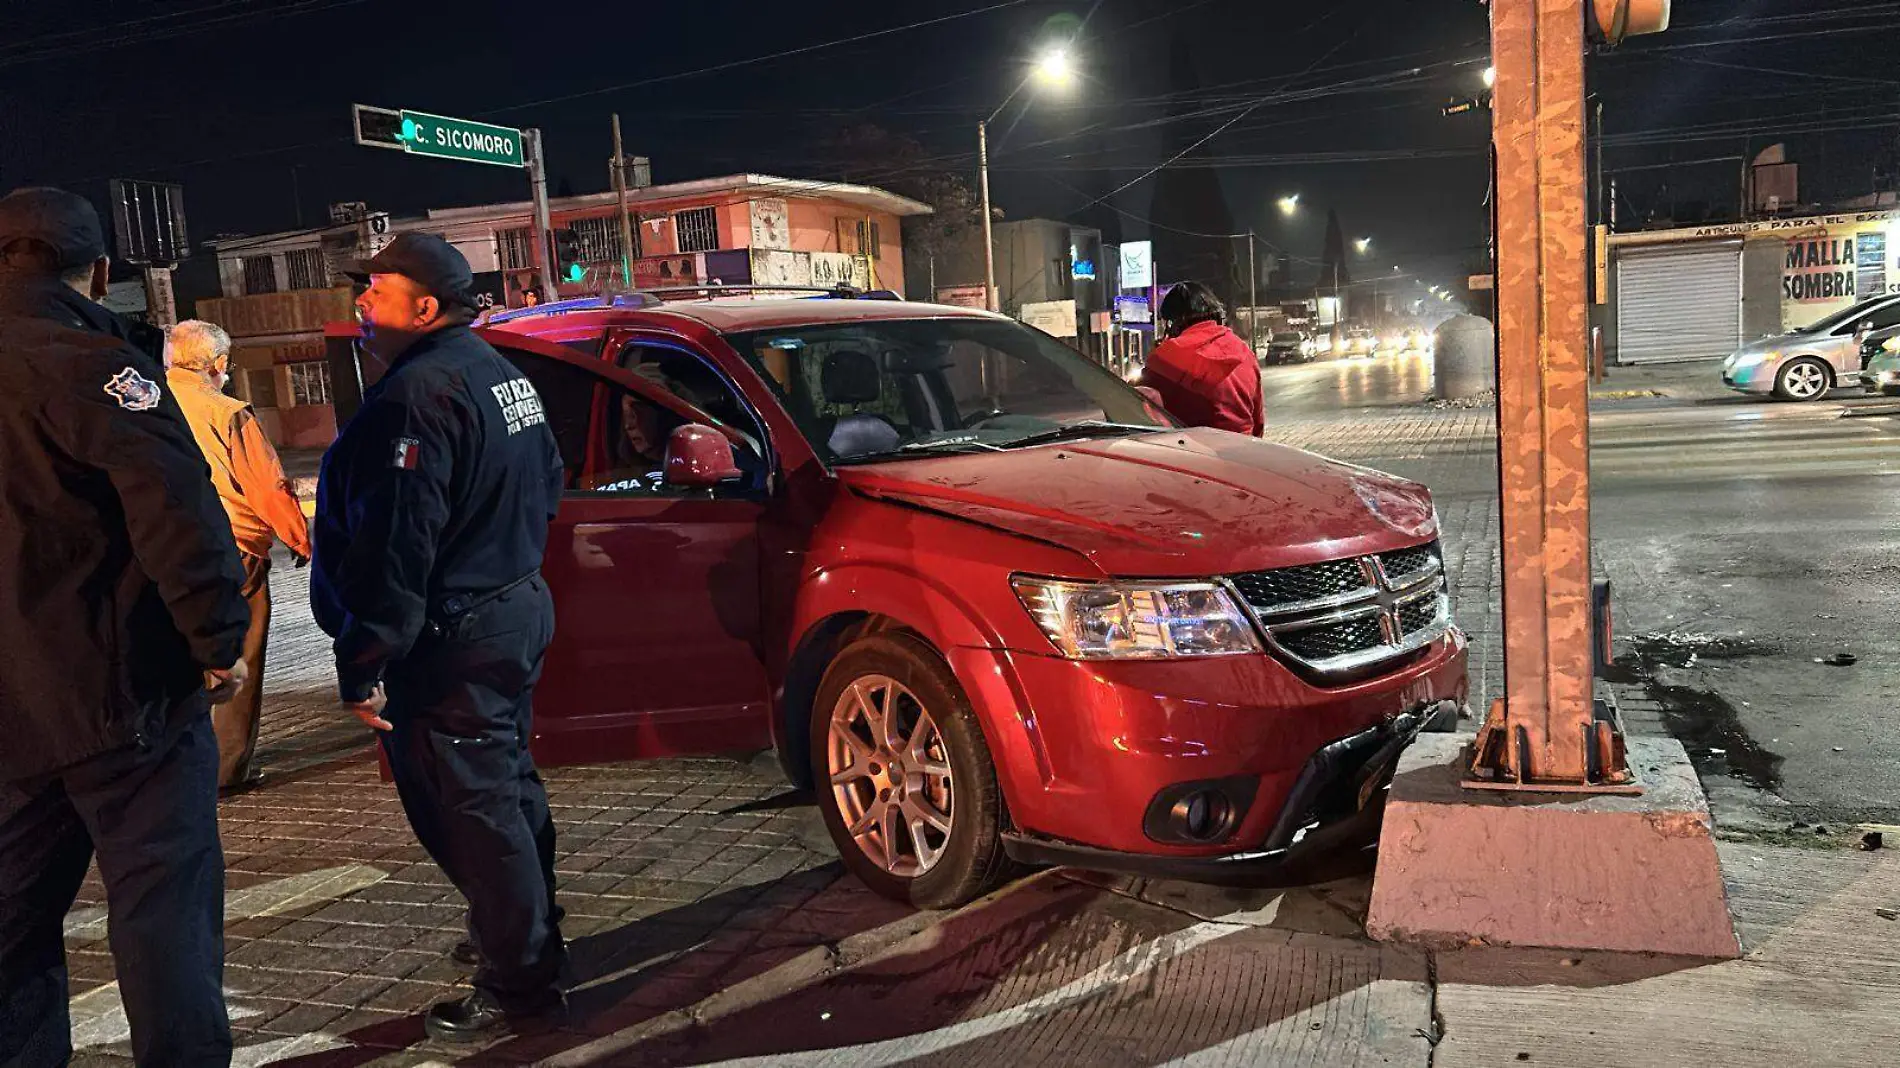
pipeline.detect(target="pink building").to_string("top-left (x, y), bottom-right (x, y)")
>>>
top-left (201, 174), bottom-right (930, 447)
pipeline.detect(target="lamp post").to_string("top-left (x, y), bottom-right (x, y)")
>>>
top-left (980, 48), bottom-right (1074, 313)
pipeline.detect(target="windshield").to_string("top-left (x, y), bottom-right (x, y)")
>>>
top-left (1271, 333), bottom-right (1302, 343)
top-left (1801, 296), bottom-right (1896, 335)
top-left (728, 317), bottom-right (1173, 464)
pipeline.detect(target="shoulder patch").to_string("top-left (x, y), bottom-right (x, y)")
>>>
top-left (392, 437), bottom-right (421, 470)
top-left (104, 367), bottom-right (163, 411)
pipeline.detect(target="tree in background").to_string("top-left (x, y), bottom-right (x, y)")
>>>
top-left (824, 123), bottom-right (985, 299)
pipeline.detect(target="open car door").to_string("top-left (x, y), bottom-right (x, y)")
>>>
top-left (476, 327), bottom-right (775, 767)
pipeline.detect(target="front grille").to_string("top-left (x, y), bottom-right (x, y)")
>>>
top-left (1229, 540), bottom-right (1451, 677)
top-left (1229, 558), bottom-right (1369, 611)
top-left (1279, 615), bottom-right (1386, 662)
top-left (1396, 594), bottom-right (1443, 635)
top-left (1380, 544), bottom-right (1438, 583)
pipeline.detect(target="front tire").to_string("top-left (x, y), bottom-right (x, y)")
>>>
top-left (809, 633), bottom-right (1015, 909)
top-left (1774, 357), bottom-right (1832, 401)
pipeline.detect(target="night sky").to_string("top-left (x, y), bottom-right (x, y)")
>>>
top-left (0, 0), bottom-right (1893, 297)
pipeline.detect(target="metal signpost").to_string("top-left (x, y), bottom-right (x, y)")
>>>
top-left (353, 104), bottom-right (554, 303)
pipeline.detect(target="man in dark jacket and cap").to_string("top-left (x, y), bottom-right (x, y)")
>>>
top-left (0, 187), bottom-right (251, 1067)
top-left (313, 232), bottom-right (567, 1042)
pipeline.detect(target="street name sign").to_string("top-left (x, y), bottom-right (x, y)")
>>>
top-left (352, 104), bottom-right (524, 168)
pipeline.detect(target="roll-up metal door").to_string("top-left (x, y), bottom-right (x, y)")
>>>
top-left (1615, 241), bottom-right (1742, 363)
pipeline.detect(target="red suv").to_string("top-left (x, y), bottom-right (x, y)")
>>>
top-left (439, 292), bottom-right (1468, 908)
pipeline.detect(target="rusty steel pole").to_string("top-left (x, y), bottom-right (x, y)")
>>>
top-left (1466, 0), bottom-right (1635, 792)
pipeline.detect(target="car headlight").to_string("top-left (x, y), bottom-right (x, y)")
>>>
top-left (1731, 351), bottom-right (1770, 369)
top-left (1011, 576), bottom-right (1262, 659)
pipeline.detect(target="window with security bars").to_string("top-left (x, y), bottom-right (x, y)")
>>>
top-left (284, 247), bottom-right (328, 290)
top-left (241, 255), bottom-right (278, 295)
top-left (287, 362), bottom-right (331, 407)
top-left (674, 207), bottom-right (719, 253)
top-left (568, 216), bottom-right (629, 263)
top-left (498, 227), bottom-right (537, 271)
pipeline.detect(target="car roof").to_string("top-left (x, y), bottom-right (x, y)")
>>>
top-left (486, 296), bottom-right (1011, 340)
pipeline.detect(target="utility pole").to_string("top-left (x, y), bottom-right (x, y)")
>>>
top-left (979, 120), bottom-right (998, 312)
top-left (1246, 231), bottom-right (1259, 353)
top-left (611, 114), bottom-right (636, 288)
top-left (525, 128), bottom-right (556, 305)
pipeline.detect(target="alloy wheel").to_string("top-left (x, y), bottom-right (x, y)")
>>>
top-left (1783, 361), bottom-right (1828, 400)
top-left (826, 674), bottom-right (955, 877)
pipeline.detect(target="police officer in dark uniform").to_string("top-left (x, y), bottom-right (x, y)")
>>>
top-left (311, 233), bottom-right (566, 1042)
top-left (0, 187), bottom-right (251, 1066)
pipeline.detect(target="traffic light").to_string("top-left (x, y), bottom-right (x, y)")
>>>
top-left (553, 229), bottom-right (584, 284)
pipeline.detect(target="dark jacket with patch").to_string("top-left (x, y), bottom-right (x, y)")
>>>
top-left (0, 276), bottom-right (250, 781)
top-left (311, 325), bottom-right (564, 702)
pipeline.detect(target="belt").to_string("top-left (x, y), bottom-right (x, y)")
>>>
top-left (426, 571), bottom-right (541, 636)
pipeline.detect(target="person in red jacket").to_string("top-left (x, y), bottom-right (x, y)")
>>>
top-left (1141, 281), bottom-right (1264, 436)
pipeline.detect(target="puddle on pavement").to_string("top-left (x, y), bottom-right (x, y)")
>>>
top-left (1606, 633), bottom-right (1787, 793)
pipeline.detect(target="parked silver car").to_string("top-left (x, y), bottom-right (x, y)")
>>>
top-left (1721, 294), bottom-right (1900, 401)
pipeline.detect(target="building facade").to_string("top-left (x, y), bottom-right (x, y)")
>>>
top-left (200, 174), bottom-right (929, 446)
top-left (1602, 208), bottom-right (1900, 364)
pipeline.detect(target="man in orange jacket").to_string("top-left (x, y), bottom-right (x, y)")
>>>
top-left (167, 319), bottom-right (314, 789)
top-left (1141, 281), bottom-right (1265, 436)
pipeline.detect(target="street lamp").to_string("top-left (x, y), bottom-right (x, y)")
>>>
top-left (980, 46), bottom-right (1077, 312)
top-left (1277, 194), bottom-right (1301, 217)
top-left (1354, 237), bottom-right (1372, 255)
top-left (1482, 65), bottom-right (1497, 88)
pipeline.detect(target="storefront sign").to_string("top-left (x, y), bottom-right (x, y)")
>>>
top-left (936, 284), bottom-right (987, 309)
top-left (634, 254), bottom-right (697, 289)
top-left (810, 251), bottom-right (866, 289)
top-left (1782, 217), bottom-right (1898, 327)
top-left (1114, 295), bottom-right (1151, 324)
top-left (751, 248), bottom-right (811, 288)
top-left (749, 198), bottom-right (790, 250)
top-left (1020, 299), bottom-right (1078, 337)
top-left (1119, 241), bottom-right (1153, 289)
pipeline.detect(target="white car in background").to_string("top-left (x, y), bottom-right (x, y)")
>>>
top-left (1721, 294), bottom-right (1900, 402)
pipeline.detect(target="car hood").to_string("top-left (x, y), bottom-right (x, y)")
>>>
top-left (835, 428), bottom-right (1438, 577)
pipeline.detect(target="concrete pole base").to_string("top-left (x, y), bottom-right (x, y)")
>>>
top-left (1367, 733), bottom-right (1740, 959)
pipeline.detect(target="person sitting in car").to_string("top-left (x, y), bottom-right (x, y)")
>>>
top-left (584, 365), bottom-right (679, 493)
top-left (1141, 281), bottom-right (1264, 436)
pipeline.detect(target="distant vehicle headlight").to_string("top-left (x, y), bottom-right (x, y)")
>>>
top-left (1012, 577), bottom-right (1262, 659)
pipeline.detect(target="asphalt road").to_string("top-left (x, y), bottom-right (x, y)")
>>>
top-left (1265, 353), bottom-right (1900, 832)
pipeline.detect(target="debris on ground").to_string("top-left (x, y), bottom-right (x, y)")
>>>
top-left (1877, 908), bottom-right (1899, 922)
top-left (1429, 389), bottom-right (1495, 410)
top-left (1820, 652), bottom-right (1858, 667)
top-left (1860, 831), bottom-right (1884, 851)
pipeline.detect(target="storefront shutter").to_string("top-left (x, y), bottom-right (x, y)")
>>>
top-left (1614, 241), bottom-right (1743, 363)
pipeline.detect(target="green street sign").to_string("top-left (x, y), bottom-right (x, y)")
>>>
top-left (397, 110), bottom-right (524, 168)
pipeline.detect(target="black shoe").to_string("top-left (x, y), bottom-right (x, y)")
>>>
top-left (423, 990), bottom-right (565, 1044)
top-left (452, 939), bottom-right (481, 966)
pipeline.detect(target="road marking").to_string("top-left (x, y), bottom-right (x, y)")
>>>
top-left (681, 919), bottom-right (1245, 1068)
top-left (65, 864), bottom-right (388, 944)
top-left (66, 864), bottom-right (389, 1056)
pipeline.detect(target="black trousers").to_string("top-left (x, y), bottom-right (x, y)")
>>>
top-left (0, 710), bottom-right (229, 1068)
top-left (379, 576), bottom-right (564, 1013)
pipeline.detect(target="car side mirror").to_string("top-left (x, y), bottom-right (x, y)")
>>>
top-left (665, 424), bottom-right (742, 488)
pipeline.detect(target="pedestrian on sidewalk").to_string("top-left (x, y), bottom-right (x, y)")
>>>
top-left (1141, 281), bottom-right (1266, 436)
top-left (311, 233), bottom-right (568, 1043)
top-left (166, 319), bottom-right (314, 791)
top-left (0, 187), bottom-right (251, 1067)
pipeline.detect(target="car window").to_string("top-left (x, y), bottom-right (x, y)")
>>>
top-left (1814, 297), bottom-right (1898, 335)
top-left (614, 340), bottom-right (767, 457)
top-left (497, 348), bottom-right (595, 490)
top-left (727, 317), bottom-right (1171, 465)
top-left (498, 346), bottom-right (759, 497)
top-left (1863, 300), bottom-right (1900, 332)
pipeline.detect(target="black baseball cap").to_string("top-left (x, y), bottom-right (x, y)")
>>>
top-left (0, 187), bottom-right (107, 270)
top-left (344, 232), bottom-right (478, 309)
